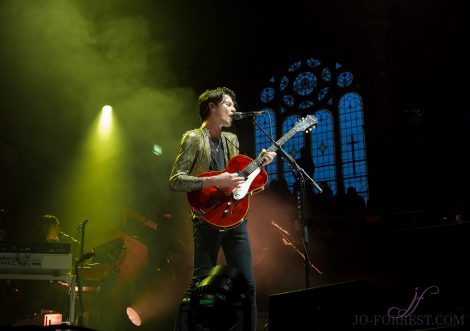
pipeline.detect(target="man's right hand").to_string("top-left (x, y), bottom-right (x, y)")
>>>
top-left (202, 172), bottom-right (245, 189)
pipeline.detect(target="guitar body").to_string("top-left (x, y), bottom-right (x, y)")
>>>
top-left (187, 154), bottom-right (268, 229)
top-left (186, 115), bottom-right (318, 229)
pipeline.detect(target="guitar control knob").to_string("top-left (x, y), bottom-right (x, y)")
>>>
top-left (227, 202), bottom-right (232, 206)
top-left (224, 209), bottom-right (229, 215)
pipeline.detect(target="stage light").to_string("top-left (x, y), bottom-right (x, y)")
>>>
top-left (126, 307), bottom-right (142, 327)
top-left (152, 144), bottom-right (162, 156)
top-left (99, 105), bottom-right (113, 136)
top-left (189, 265), bottom-right (248, 331)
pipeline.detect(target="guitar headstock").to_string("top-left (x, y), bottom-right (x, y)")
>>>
top-left (294, 115), bottom-right (318, 133)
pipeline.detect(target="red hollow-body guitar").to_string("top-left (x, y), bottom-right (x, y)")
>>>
top-left (187, 115), bottom-right (318, 229)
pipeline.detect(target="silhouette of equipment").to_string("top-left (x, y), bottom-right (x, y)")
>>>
top-left (178, 265), bottom-right (248, 331)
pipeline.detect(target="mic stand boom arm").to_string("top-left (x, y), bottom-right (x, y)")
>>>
top-left (297, 166), bottom-right (323, 194)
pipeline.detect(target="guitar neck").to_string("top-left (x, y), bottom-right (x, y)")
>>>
top-left (241, 126), bottom-right (300, 177)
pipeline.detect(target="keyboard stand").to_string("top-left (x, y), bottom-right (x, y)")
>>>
top-left (0, 273), bottom-right (76, 324)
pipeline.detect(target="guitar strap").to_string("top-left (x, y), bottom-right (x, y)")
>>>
top-left (224, 135), bottom-right (239, 160)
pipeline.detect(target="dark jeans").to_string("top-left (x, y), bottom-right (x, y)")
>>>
top-left (177, 219), bottom-right (257, 331)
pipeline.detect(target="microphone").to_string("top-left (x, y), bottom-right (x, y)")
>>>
top-left (77, 219), bottom-right (88, 230)
top-left (78, 250), bottom-right (95, 262)
top-left (232, 111), bottom-right (264, 120)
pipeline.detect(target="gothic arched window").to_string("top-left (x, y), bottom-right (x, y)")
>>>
top-left (281, 114), bottom-right (304, 190)
top-left (339, 92), bottom-right (368, 199)
top-left (311, 109), bottom-right (337, 194)
top-left (255, 108), bottom-right (277, 186)
top-left (254, 57), bottom-right (369, 201)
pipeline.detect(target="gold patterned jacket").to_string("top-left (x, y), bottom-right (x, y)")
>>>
top-left (169, 125), bottom-right (239, 192)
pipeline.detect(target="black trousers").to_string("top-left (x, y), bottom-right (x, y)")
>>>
top-left (176, 219), bottom-right (257, 331)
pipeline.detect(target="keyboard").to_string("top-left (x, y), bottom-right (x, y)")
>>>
top-left (0, 242), bottom-right (71, 254)
top-left (0, 252), bottom-right (72, 275)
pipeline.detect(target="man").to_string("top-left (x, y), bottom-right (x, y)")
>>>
top-left (169, 87), bottom-right (276, 330)
top-left (33, 214), bottom-right (60, 242)
top-left (6, 215), bottom-right (69, 324)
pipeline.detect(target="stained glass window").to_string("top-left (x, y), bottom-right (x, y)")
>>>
top-left (339, 92), bottom-right (368, 201)
top-left (337, 71), bottom-right (354, 88)
top-left (255, 108), bottom-right (277, 186)
top-left (260, 87), bottom-right (275, 103)
top-left (311, 109), bottom-right (337, 194)
top-left (282, 115), bottom-right (305, 191)
top-left (255, 58), bottom-right (369, 203)
top-left (293, 72), bottom-right (317, 96)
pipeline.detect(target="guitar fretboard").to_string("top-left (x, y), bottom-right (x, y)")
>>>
top-left (240, 124), bottom-right (305, 177)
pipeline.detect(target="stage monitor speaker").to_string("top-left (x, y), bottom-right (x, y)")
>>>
top-left (268, 280), bottom-right (383, 331)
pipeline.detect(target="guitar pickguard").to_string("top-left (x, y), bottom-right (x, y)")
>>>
top-left (232, 167), bottom-right (261, 200)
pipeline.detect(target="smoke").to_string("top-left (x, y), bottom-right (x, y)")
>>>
top-left (0, 0), bottom-right (195, 143)
top-left (0, 0), bottom-right (200, 326)
top-left (0, 0), bottom-right (198, 293)
top-left (0, 0), bottom-right (197, 219)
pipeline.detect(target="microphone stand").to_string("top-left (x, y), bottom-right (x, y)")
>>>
top-left (251, 116), bottom-right (322, 288)
top-left (75, 219), bottom-right (88, 327)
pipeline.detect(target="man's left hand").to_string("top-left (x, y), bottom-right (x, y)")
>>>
top-left (260, 149), bottom-right (276, 166)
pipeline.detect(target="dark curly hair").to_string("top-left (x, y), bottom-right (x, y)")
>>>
top-left (197, 87), bottom-right (236, 121)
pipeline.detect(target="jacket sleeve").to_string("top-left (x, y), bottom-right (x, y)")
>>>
top-left (169, 131), bottom-right (203, 192)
